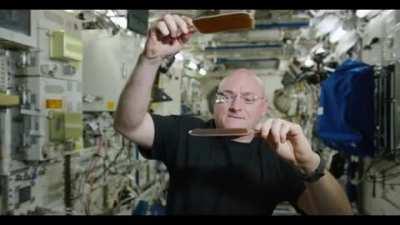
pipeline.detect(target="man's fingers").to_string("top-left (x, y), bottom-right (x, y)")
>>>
top-left (173, 15), bottom-right (189, 34)
top-left (260, 119), bottom-right (294, 146)
top-left (270, 119), bottom-right (282, 144)
top-left (181, 15), bottom-right (196, 32)
top-left (288, 123), bottom-right (303, 137)
top-left (163, 14), bottom-right (179, 37)
top-left (255, 122), bottom-right (263, 131)
top-left (156, 21), bottom-right (170, 37)
top-left (180, 33), bottom-right (193, 44)
top-left (261, 119), bottom-right (273, 140)
top-left (154, 14), bottom-right (194, 44)
top-left (280, 123), bottom-right (290, 143)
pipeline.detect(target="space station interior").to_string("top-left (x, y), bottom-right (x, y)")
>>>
top-left (0, 9), bottom-right (400, 215)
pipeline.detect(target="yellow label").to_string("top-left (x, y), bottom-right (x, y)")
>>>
top-left (46, 99), bottom-right (63, 109)
top-left (106, 101), bottom-right (115, 110)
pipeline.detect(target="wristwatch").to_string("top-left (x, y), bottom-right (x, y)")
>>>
top-left (301, 156), bottom-right (326, 183)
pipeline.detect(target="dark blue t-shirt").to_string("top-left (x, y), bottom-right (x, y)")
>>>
top-left (138, 114), bottom-right (306, 215)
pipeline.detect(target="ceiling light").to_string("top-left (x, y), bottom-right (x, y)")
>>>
top-left (95, 10), bottom-right (107, 14)
top-left (315, 15), bottom-right (341, 37)
top-left (187, 61), bottom-right (198, 70)
top-left (106, 10), bottom-right (116, 17)
top-left (199, 68), bottom-right (207, 76)
top-left (110, 17), bottom-right (127, 29)
top-left (356, 10), bottom-right (371, 18)
top-left (304, 57), bottom-right (315, 68)
top-left (329, 25), bottom-right (347, 44)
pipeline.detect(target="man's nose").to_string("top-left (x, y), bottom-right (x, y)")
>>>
top-left (228, 96), bottom-right (243, 112)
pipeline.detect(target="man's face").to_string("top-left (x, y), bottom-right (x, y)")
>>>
top-left (213, 69), bottom-right (267, 129)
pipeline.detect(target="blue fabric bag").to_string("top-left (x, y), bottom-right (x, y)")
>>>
top-left (316, 59), bottom-right (375, 156)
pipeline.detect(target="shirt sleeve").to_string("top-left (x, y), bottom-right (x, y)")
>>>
top-left (137, 114), bottom-right (182, 168)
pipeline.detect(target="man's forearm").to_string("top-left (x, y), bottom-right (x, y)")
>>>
top-left (302, 171), bottom-right (353, 215)
top-left (114, 53), bottom-right (162, 131)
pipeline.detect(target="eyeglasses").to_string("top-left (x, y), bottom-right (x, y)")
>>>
top-left (215, 91), bottom-right (265, 105)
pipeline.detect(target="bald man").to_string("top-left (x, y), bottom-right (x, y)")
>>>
top-left (114, 14), bottom-right (352, 215)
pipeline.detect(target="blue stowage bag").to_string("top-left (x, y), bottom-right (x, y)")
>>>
top-left (315, 59), bottom-right (375, 157)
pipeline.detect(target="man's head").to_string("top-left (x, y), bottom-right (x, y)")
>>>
top-left (213, 69), bottom-right (268, 129)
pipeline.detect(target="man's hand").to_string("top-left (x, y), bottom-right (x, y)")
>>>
top-left (255, 119), bottom-right (320, 175)
top-left (255, 119), bottom-right (353, 215)
top-left (144, 14), bottom-right (195, 60)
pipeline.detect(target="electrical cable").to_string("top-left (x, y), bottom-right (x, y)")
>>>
top-left (78, 136), bottom-right (103, 215)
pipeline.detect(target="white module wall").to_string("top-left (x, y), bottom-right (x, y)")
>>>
top-left (14, 76), bottom-right (82, 161)
top-left (17, 10), bottom-right (83, 81)
top-left (81, 30), bottom-right (144, 112)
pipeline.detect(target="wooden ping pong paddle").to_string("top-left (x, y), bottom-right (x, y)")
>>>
top-left (193, 12), bottom-right (255, 34)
